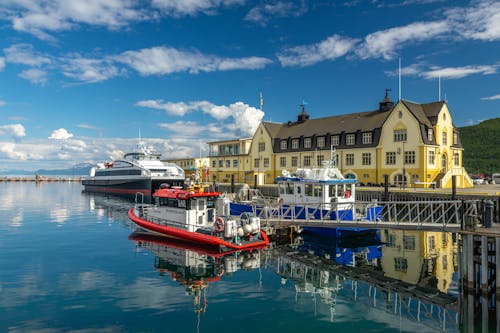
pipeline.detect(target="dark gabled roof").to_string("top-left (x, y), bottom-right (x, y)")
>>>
top-left (401, 100), bottom-right (445, 126)
top-left (262, 121), bottom-right (282, 138)
top-left (274, 109), bottom-right (390, 139)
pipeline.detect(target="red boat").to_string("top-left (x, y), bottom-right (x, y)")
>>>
top-left (128, 184), bottom-right (269, 251)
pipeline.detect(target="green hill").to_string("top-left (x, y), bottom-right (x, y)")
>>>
top-left (459, 118), bottom-right (500, 175)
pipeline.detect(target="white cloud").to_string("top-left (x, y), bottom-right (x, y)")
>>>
top-left (49, 128), bottom-right (73, 140)
top-left (0, 100), bottom-right (5, 107)
top-left (4, 0), bottom-right (145, 41)
top-left (356, 21), bottom-right (450, 60)
top-left (278, 34), bottom-right (359, 67)
top-left (0, 142), bottom-right (28, 160)
top-left (481, 94), bottom-right (500, 101)
top-left (446, 0), bottom-right (500, 41)
top-left (421, 64), bottom-right (498, 79)
top-left (77, 123), bottom-right (100, 130)
top-left (245, 1), bottom-right (307, 26)
top-left (3, 44), bottom-right (51, 66)
top-left (116, 46), bottom-right (271, 75)
top-left (18, 68), bottom-right (48, 85)
top-left (60, 55), bottom-right (120, 83)
top-left (0, 124), bottom-right (26, 139)
top-left (151, 0), bottom-right (244, 16)
top-left (0, 57), bottom-right (5, 71)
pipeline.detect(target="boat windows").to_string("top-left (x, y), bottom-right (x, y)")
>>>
top-left (95, 169), bottom-right (141, 176)
top-left (197, 199), bottom-right (206, 211)
top-left (296, 184), bottom-right (301, 194)
top-left (313, 185), bottom-right (322, 197)
top-left (158, 197), bottom-right (179, 207)
top-left (329, 185), bottom-right (338, 197)
top-left (178, 199), bottom-right (186, 208)
top-left (305, 184), bottom-right (313, 196)
top-left (286, 183), bottom-right (294, 194)
top-left (279, 183), bottom-right (285, 195)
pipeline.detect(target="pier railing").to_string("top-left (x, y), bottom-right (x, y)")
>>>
top-left (249, 200), bottom-right (482, 231)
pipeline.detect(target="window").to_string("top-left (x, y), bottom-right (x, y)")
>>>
top-left (346, 153), bottom-right (354, 166)
top-left (453, 132), bottom-right (458, 145)
top-left (280, 157), bottom-right (286, 167)
top-left (346, 134), bottom-right (355, 145)
top-left (233, 159), bottom-right (238, 167)
top-left (454, 153), bottom-right (460, 166)
top-left (219, 160), bottom-right (223, 167)
top-left (442, 131), bottom-right (447, 145)
top-left (304, 138), bottom-right (312, 148)
top-left (386, 152), bottom-right (396, 165)
top-left (362, 132), bottom-right (372, 144)
top-left (226, 160), bottom-right (230, 168)
top-left (428, 151), bottom-right (435, 165)
top-left (403, 235), bottom-right (416, 250)
top-left (405, 151), bottom-right (415, 164)
top-left (394, 258), bottom-right (408, 272)
top-left (263, 158), bottom-right (269, 168)
top-left (316, 155), bottom-right (324, 166)
top-left (254, 158), bottom-right (260, 168)
top-left (331, 135), bottom-right (339, 146)
top-left (387, 233), bottom-right (397, 247)
top-left (362, 153), bottom-right (371, 165)
top-left (258, 142), bottom-right (265, 152)
top-left (428, 235), bottom-right (436, 250)
top-left (303, 156), bottom-right (311, 167)
top-left (280, 140), bottom-right (287, 150)
top-left (292, 139), bottom-right (299, 149)
top-left (291, 156), bottom-right (298, 167)
top-left (428, 128), bottom-right (434, 141)
top-left (317, 136), bottom-right (325, 148)
top-left (212, 160), bottom-right (216, 168)
top-left (394, 129), bottom-right (407, 142)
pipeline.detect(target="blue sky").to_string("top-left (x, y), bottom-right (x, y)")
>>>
top-left (0, 0), bottom-right (498, 171)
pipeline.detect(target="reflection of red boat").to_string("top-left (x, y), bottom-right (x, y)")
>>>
top-left (128, 185), bottom-right (269, 251)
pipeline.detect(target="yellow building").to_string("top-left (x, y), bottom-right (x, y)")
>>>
top-left (228, 92), bottom-right (472, 188)
top-left (167, 92), bottom-right (473, 188)
top-left (380, 230), bottom-right (455, 293)
top-left (163, 157), bottom-right (210, 181)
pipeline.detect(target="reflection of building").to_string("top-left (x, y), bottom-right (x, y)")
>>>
top-left (380, 230), bottom-right (455, 292)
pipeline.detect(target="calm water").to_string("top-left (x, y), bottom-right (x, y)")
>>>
top-left (0, 182), bottom-right (463, 332)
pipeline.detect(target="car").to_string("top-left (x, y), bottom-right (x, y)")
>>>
top-left (472, 178), bottom-right (485, 185)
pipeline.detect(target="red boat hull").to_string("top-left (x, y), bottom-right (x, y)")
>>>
top-left (128, 208), bottom-right (269, 250)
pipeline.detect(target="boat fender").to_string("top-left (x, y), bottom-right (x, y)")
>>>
top-left (214, 217), bottom-right (225, 233)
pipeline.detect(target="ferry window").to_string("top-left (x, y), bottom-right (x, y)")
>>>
top-left (286, 183), bottom-right (294, 194)
top-left (305, 184), bottom-right (313, 196)
top-left (178, 199), bottom-right (186, 208)
top-left (313, 185), bottom-right (322, 197)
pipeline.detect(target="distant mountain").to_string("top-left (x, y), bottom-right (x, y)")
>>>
top-left (35, 163), bottom-right (93, 176)
top-left (459, 118), bottom-right (500, 175)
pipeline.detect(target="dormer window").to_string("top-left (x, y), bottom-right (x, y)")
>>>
top-left (304, 138), bottom-right (312, 148)
top-left (362, 132), bottom-right (372, 144)
top-left (317, 136), bottom-right (325, 148)
top-left (292, 139), bottom-right (299, 149)
top-left (428, 128), bottom-right (434, 142)
top-left (453, 132), bottom-right (458, 145)
top-left (280, 140), bottom-right (287, 150)
top-left (346, 134), bottom-right (355, 145)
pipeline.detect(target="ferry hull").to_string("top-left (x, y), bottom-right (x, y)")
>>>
top-left (82, 178), bottom-right (183, 196)
top-left (128, 208), bottom-right (269, 250)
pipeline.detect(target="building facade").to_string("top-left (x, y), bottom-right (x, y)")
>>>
top-left (165, 93), bottom-right (473, 188)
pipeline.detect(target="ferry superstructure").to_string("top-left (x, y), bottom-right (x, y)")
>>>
top-left (82, 144), bottom-right (185, 196)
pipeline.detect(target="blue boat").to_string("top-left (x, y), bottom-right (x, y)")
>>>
top-left (229, 152), bottom-right (382, 237)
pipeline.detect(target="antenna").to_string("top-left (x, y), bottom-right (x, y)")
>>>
top-left (398, 58), bottom-right (402, 101)
top-left (438, 75), bottom-right (441, 101)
